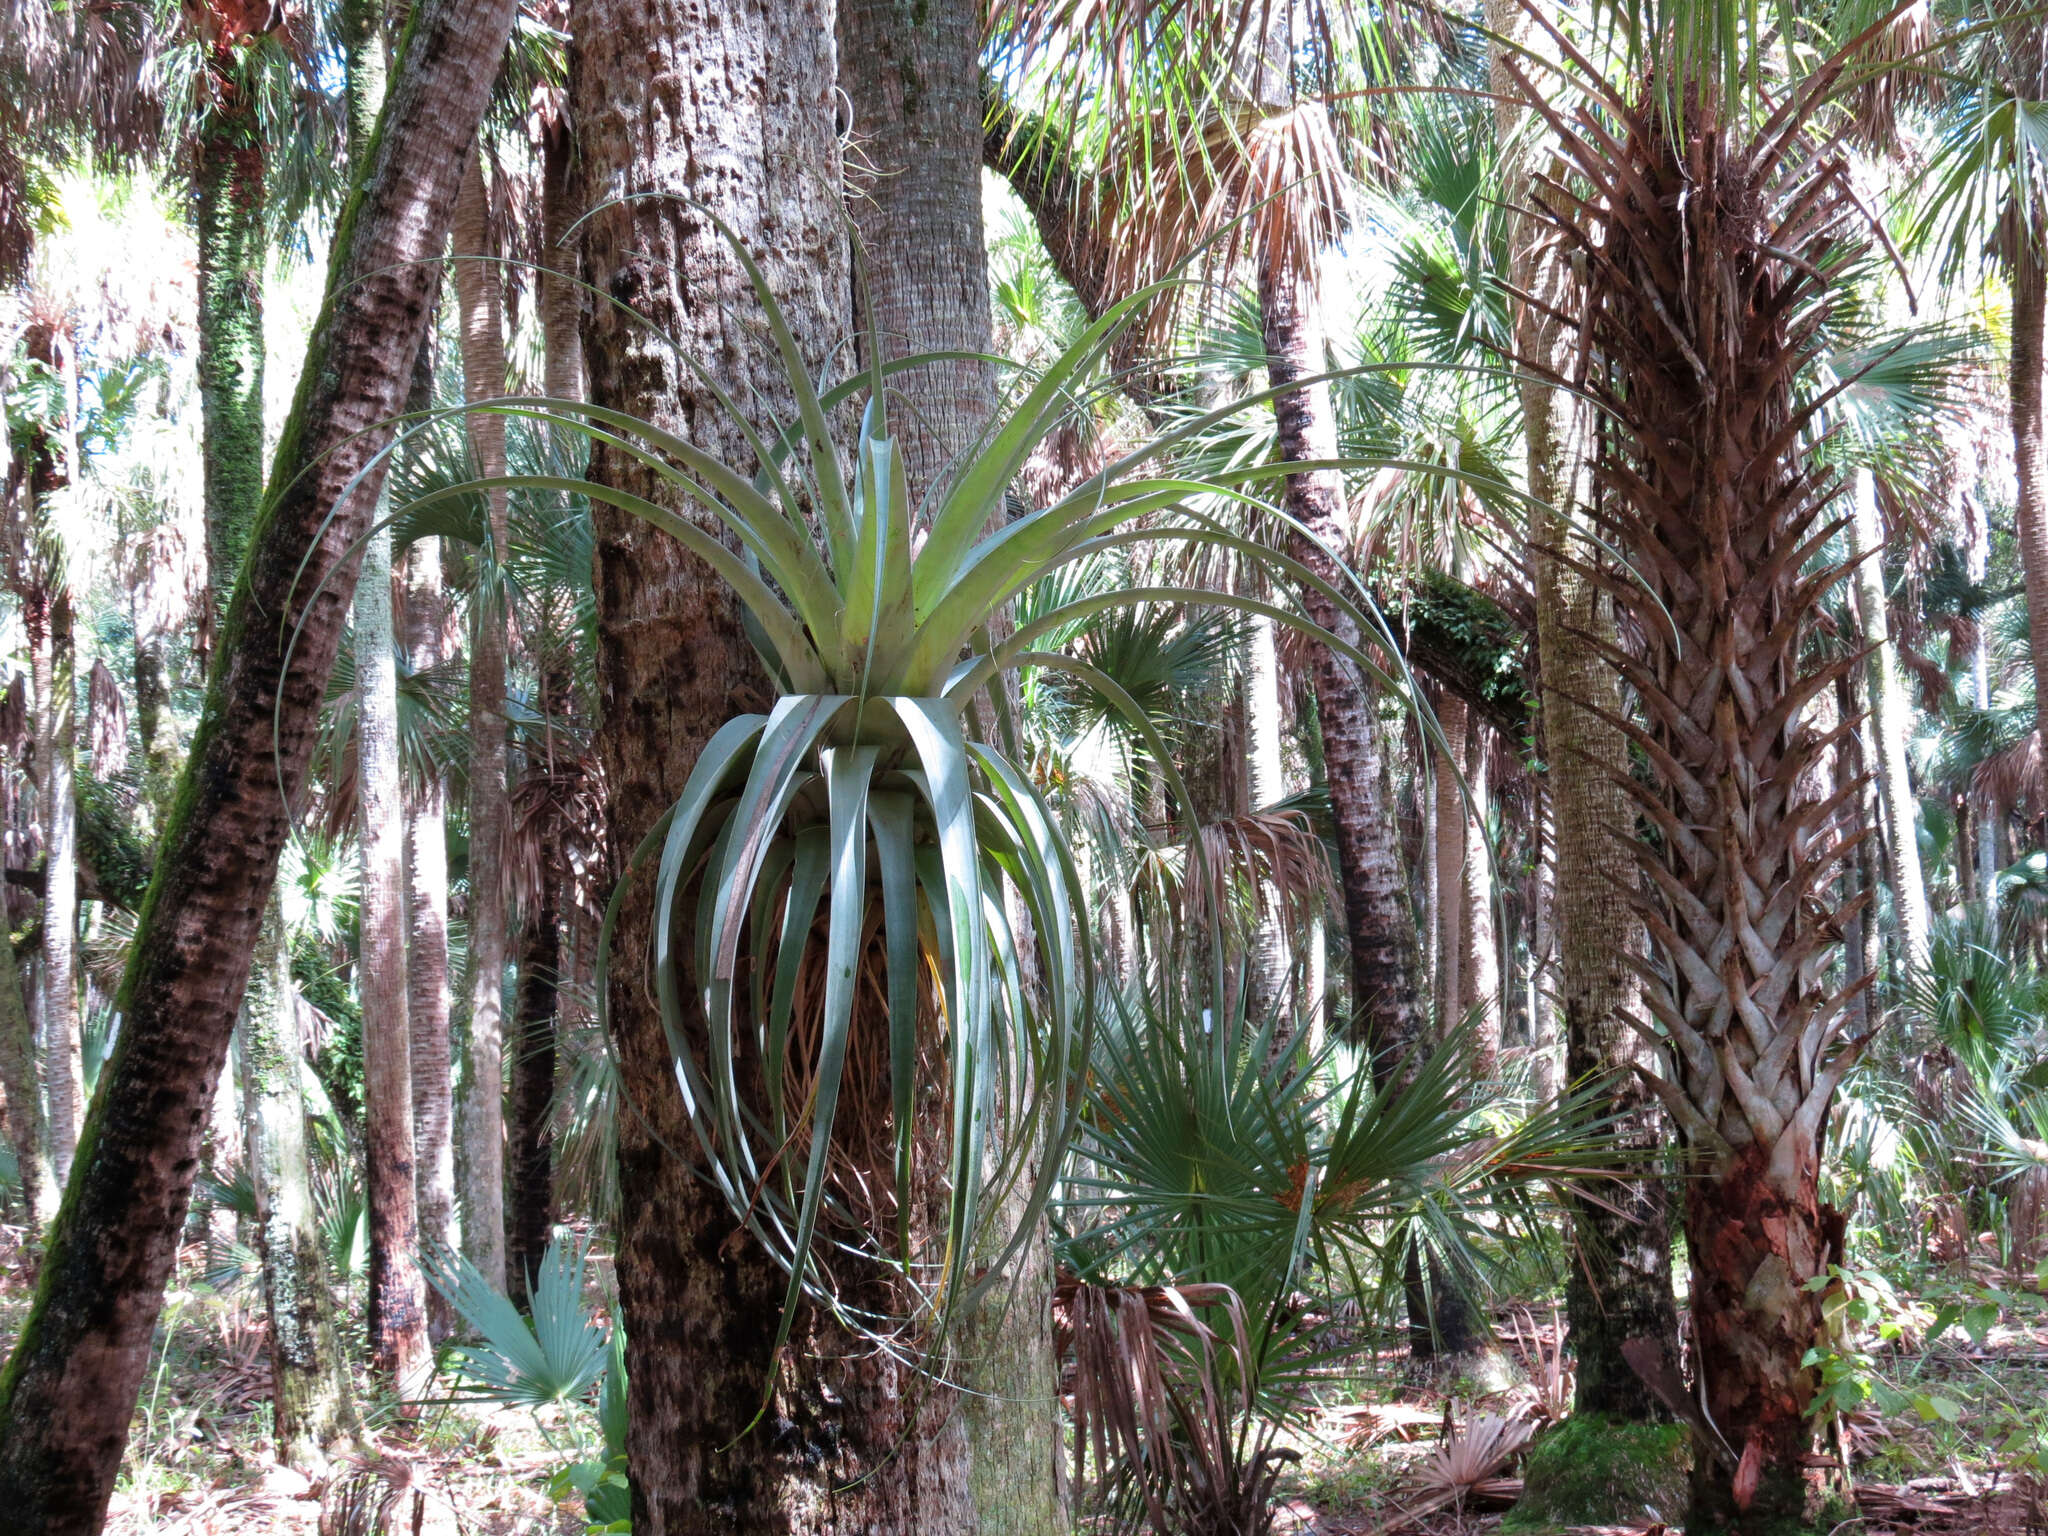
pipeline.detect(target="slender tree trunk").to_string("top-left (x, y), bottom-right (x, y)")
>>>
top-left (406, 534), bottom-right (458, 1337)
top-left (240, 897), bottom-right (358, 1470)
top-left (1849, 469), bottom-right (1929, 967)
top-left (2014, 238), bottom-right (2048, 770)
top-left (0, 929), bottom-right (54, 1231)
top-left (1259, 255), bottom-right (1504, 1379)
top-left (573, 1), bottom-right (890, 1527)
top-left (1967, 493), bottom-right (1999, 911)
top-left (36, 591), bottom-right (80, 1192)
top-left (194, 54), bottom-right (267, 601)
top-left (1488, 0), bottom-right (1680, 1421)
top-left (1247, 615), bottom-right (1292, 1008)
top-left (357, 520), bottom-right (429, 1395)
top-left (455, 145), bottom-right (511, 1292)
top-left (0, 5), bottom-right (518, 1524)
top-left (1459, 715), bottom-right (1500, 1073)
top-left (1433, 696), bottom-right (1467, 1032)
top-left (541, 119), bottom-right (584, 405)
top-left (508, 830), bottom-right (559, 1307)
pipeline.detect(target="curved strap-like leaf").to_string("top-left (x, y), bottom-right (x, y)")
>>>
top-left (868, 790), bottom-right (923, 1265)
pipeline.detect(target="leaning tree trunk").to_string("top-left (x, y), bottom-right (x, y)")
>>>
top-left (2016, 237), bottom-right (2048, 768)
top-left (240, 896), bottom-right (358, 1470)
top-left (1258, 254), bottom-right (1505, 1381)
top-left (454, 144), bottom-right (511, 1293)
top-left (1506, 58), bottom-right (1876, 1529)
top-left (572, 0), bottom-right (879, 1527)
top-left (837, 0), bottom-right (1060, 1524)
top-left (0, 4), bottom-right (519, 1526)
top-left (357, 520), bottom-right (429, 1395)
top-left (28, 587), bottom-right (82, 1192)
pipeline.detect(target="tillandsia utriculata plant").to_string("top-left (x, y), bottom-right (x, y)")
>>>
top-left (382, 218), bottom-right (1481, 1373)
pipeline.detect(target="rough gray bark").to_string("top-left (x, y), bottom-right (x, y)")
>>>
top-left (357, 520), bottom-right (429, 1395)
top-left (33, 591), bottom-right (81, 1191)
top-left (0, 928), bottom-right (53, 1231)
top-left (455, 144), bottom-right (511, 1292)
top-left (0, 4), bottom-right (519, 1525)
top-left (240, 897), bottom-right (358, 1469)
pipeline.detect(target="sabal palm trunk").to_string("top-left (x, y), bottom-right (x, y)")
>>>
top-left (240, 896), bottom-right (358, 1468)
top-left (405, 534), bottom-right (458, 1337)
top-left (2013, 239), bottom-right (2048, 772)
top-left (508, 817), bottom-right (559, 1308)
top-left (1509, 62), bottom-right (1874, 1526)
top-left (30, 590), bottom-right (81, 1191)
top-left (0, 920), bottom-right (54, 1231)
top-left (1489, 3), bottom-right (1680, 1423)
top-left (1259, 257), bottom-right (1502, 1376)
top-left (0, 4), bottom-right (518, 1524)
top-left (455, 145), bottom-right (511, 1292)
top-left (574, 1), bottom-right (869, 1527)
top-left (1848, 469), bottom-right (1929, 965)
top-left (838, 2), bottom-right (1058, 1524)
top-left (357, 521), bottom-right (429, 1394)
top-left (1432, 695), bottom-right (1467, 1032)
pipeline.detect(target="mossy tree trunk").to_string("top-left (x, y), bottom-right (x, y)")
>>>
top-left (0, 3), bottom-right (520, 1525)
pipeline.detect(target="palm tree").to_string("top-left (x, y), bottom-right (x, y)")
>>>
top-left (1918, 5), bottom-right (2048, 760)
top-left (1495, 5), bottom-right (1913, 1521)
top-left (0, 1), bottom-right (521, 1524)
top-left (455, 141), bottom-right (513, 1292)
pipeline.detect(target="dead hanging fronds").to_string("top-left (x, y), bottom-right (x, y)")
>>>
top-left (1190, 803), bottom-right (1338, 939)
top-left (1975, 730), bottom-right (2046, 825)
top-left (87, 657), bottom-right (127, 775)
top-left (1059, 1273), bottom-right (1298, 1536)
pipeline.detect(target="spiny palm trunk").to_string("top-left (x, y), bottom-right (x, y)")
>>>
top-left (837, 0), bottom-right (1057, 1523)
top-left (240, 896), bottom-right (358, 1469)
top-left (1510, 65), bottom-right (1872, 1527)
top-left (0, 4), bottom-right (518, 1524)
top-left (574, 1), bottom-right (873, 1527)
top-left (406, 534), bottom-right (459, 1338)
top-left (35, 590), bottom-right (81, 1191)
top-left (2012, 240), bottom-right (2048, 777)
top-left (455, 145), bottom-right (511, 1292)
top-left (357, 520), bottom-right (429, 1394)
top-left (1258, 257), bottom-right (1503, 1378)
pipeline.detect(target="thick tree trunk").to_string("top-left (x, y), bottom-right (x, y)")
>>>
top-left (0, 929), bottom-right (54, 1231)
top-left (357, 521), bottom-right (429, 1394)
top-left (455, 145), bottom-right (511, 1292)
top-left (240, 897), bottom-right (358, 1469)
top-left (838, 2), bottom-right (1061, 1524)
top-left (32, 592), bottom-right (81, 1191)
top-left (0, 5), bottom-right (518, 1524)
top-left (573, 1), bottom-right (946, 1528)
top-left (1685, 1146), bottom-right (1842, 1531)
top-left (405, 534), bottom-right (459, 1337)
top-left (2014, 239), bottom-right (2048, 767)
top-left (1848, 469), bottom-right (1929, 967)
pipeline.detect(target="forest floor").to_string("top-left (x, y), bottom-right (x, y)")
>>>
top-left (4, 1226), bottom-right (2044, 1536)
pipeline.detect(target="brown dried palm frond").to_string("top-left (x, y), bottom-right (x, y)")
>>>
top-left (1057, 1273), bottom-right (1298, 1536)
top-left (1418, 1410), bottom-right (1535, 1497)
top-left (1507, 1304), bottom-right (1573, 1424)
top-left (1498, 21), bottom-right (1884, 1179)
top-left (1974, 730), bottom-right (2046, 823)
top-left (1188, 803), bottom-right (1338, 938)
top-left (87, 657), bottom-right (127, 776)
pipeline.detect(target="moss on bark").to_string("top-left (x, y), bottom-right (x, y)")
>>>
top-left (1507, 1415), bottom-right (1690, 1531)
